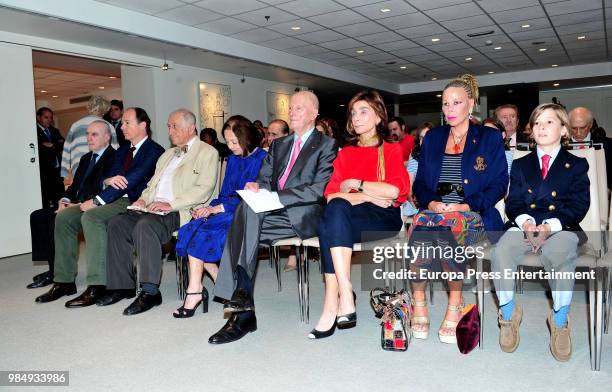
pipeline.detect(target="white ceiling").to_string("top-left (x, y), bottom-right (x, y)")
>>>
top-left (87, 0), bottom-right (611, 82)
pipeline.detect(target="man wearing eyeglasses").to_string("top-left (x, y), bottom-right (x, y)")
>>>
top-left (569, 106), bottom-right (612, 189)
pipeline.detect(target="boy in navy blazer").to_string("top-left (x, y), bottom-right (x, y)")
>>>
top-left (491, 103), bottom-right (590, 362)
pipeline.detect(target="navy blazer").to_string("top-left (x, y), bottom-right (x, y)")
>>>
top-left (505, 148), bottom-right (589, 233)
top-left (65, 146), bottom-right (115, 202)
top-left (413, 124), bottom-right (509, 233)
top-left (257, 131), bottom-right (338, 239)
top-left (97, 137), bottom-right (165, 203)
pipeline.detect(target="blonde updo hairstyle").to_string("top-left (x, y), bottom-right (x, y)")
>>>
top-left (87, 95), bottom-right (111, 117)
top-left (442, 74), bottom-right (479, 114)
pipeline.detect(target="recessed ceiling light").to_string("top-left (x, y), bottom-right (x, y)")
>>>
top-left (380, 8), bottom-right (391, 13)
top-left (488, 71), bottom-right (495, 74)
top-left (551, 64), bottom-right (558, 67)
top-left (521, 24), bottom-right (531, 28)
top-left (577, 35), bottom-right (586, 40)
top-left (539, 48), bottom-right (547, 52)
top-left (108, 76), bottom-right (116, 79)
top-left (400, 66), bottom-right (407, 69)
top-left (432, 77), bottom-right (438, 80)
top-left (40, 90), bottom-right (47, 93)
top-left (291, 26), bottom-right (301, 31)
top-left (494, 46), bottom-right (502, 50)
top-left (356, 49), bottom-right (364, 54)
top-left (465, 57), bottom-right (472, 61)
top-left (436, 94), bottom-right (442, 98)
top-left (98, 86), bottom-right (105, 90)
top-left (52, 95), bottom-right (58, 98)
top-left (431, 38), bottom-right (440, 42)
top-left (553, 83), bottom-right (560, 86)
top-left (339, 104), bottom-right (345, 107)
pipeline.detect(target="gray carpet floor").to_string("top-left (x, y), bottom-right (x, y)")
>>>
top-left (1, 249), bottom-right (611, 392)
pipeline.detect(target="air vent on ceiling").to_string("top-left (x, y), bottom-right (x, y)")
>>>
top-left (69, 95), bottom-right (92, 104)
top-left (466, 30), bottom-right (494, 37)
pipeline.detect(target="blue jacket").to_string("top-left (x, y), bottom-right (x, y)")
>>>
top-left (97, 137), bottom-right (165, 203)
top-left (505, 148), bottom-right (589, 233)
top-left (413, 124), bottom-right (509, 233)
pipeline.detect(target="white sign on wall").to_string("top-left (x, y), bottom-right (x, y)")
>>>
top-left (198, 82), bottom-right (231, 137)
top-left (266, 91), bottom-right (290, 125)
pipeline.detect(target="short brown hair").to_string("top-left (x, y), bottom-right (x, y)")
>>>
top-left (494, 104), bottom-right (519, 119)
top-left (222, 115), bottom-right (262, 157)
top-left (345, 90), bottom-right (389, 146)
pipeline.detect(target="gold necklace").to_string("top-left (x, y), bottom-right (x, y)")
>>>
top-left (358, 133), bottom-right (379, 147)
top-left (450, 130), bottom-right (467, 153)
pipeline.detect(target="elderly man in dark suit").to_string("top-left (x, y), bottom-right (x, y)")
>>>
top-left (35, 107), bottom-right (65, 209)
top-left (36, 107), bottom-right (165, 307)
top-left (28, 120), bottom-right (115, 289)
top-left (208, 91), bottom-right (338, 344)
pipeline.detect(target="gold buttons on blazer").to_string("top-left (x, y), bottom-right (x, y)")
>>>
top-left (548, 205), bottom-right (556, 211)
top-left (463, 179), bottom-right (469, 184)
top-left (527, 188), bottom-right (532, 193)
top-left (551, 191), bottom-right (557, 197)
top-left (530, 203), bottom-right (536, 209)
top-left (565, 163), bottom-right (570, 168)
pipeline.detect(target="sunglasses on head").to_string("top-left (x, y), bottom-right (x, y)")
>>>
top-left (436, 182), bottom-right (465, 197)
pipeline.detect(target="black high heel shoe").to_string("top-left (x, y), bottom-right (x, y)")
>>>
top-left (337, 291), bottom-right (357, 329)
top-left (173, 288), bottom-right (209, 318)
top-left (308, 320), bottom-right (337, 339)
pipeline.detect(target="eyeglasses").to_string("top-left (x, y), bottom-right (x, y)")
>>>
top-left (436, 182), bottom-right (465, 197)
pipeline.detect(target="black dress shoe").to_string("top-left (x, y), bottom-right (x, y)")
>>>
top-left (35, 283), bottom-right (77, 303)
top-left (65, 285), bottom-right (106, 308)
top-left (222, 288), bottom-right (254, 313)
top-left (337, 312), bottom-right (357, 330)
top-left (123, 292), bottom-right (162, 315)
top-left (32, 270), bottom-right (52, 282)
top-left (308, 320), bottom-right (337, 339)
top-left (96, 289), bottom-right (136, 306)
top-left (27, 273), bottom-right (54, 289)
top-left (208, 312), bottom-right (257, 344)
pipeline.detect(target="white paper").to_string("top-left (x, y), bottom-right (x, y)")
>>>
top-left (237, 189), bottom-right (284, 213)
top-left (126, 205), bottom-right (171, 216)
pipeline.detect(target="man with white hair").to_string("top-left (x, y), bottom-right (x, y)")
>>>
top-left (61, 95), bottom-right (119, 180)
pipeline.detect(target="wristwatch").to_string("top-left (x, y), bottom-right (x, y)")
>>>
top-left (357, 180), bottom-right (364, 192)
top-left (92, 197), bottom-right (101, 206)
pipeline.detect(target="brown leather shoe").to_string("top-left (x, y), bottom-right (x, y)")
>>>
top-left (498, 302), bottom-right (522, 353)
top-left (547, 311), bottom-right (572, 362)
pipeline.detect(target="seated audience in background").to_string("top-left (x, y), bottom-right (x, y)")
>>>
top-left (402, 122), bottom-right (432, 220)
top-left (410, 74), bottom-right (508, 344)
top-left (483, 117), bottom-right (513, 175)
top-left (387, 116), bottom-right (415, 163)
top-left (569, 106), bottom-right (612, 189)
top-left (35, 107), bottom-right (65, 209)
top-left (61, 96), bottom-right (118, 181)
top-left (174, 115), bottom-right (266, 318)
top-left (200, 127), bottom-right (230, 158)
top-left (315, 118), bottom-right (333, 137)
top-left (28, 121), bottom-right (115, 289)
top-left (491, 103), bottom-right (590, 362)
top-left (35, 107), bottom-right (164, 306)
top-left (495, 104), bottom-right (523, 148)
top-left (266, 119), bottom-right (290, 147)
top-left (100, 109), bottom-right (218, 315)
top-left (310, 90), bottom-right (409, 339)
top-left (207, 91), bottom-right (337, 345)
top-left (319, 117), bottom-right (341, 145)
top-left (104, 99), bottom-right (127, 146)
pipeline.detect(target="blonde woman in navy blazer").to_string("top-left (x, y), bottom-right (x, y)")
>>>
top-left (410, 74), bottom-right (508, 344)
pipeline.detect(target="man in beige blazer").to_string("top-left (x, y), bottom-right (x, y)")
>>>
top-left (100, 109), bottom-right (219, 315)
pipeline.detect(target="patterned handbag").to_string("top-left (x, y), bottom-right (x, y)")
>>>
top-left (370, 288), bottom-right (413, 352)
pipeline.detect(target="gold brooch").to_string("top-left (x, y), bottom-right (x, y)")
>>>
top-left (474, 156), bottom-right (487, 171)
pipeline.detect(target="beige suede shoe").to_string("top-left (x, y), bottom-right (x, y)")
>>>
top-left (547, 311), bottom-right (572, 362)
top-left (498, 302), bottom-right (523, 353)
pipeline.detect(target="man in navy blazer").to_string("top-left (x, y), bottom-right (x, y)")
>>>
top-left (36, 108), bottom-right (165, 307)
top-left (36, 107), bottom-right (65, 209)
top-left (413, 122), bottom-right (509, 235)
top-left (29, 121), bottom-right (115, 289)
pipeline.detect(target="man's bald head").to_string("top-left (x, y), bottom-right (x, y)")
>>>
top-left (569, 106), bottom-right (594, 142)
top-left (289, 91), bottom-right (319, 136)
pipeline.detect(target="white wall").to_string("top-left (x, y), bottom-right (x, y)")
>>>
top-left (123, 64), bottom-right (298, 149)
top-left (540, 86), bottom-right (612, 134)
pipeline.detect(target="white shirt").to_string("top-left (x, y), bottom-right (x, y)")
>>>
top-left (514, 145), bottom-right (562, 233)
top-left (507, 132), bottom-right (517, 148)
top-left (153, 137), bottom-right (197, 203)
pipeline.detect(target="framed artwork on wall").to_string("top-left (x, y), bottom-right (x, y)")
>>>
top-left (198, 82), bottom-right (231, 140)
top-left (266, 91), bottom-right (290, 125)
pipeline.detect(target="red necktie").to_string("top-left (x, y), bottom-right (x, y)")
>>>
top-left (278, 138), bottom-right (302, 189)
top-left (541, 154), bottom-right (551, 179)
top-left (122, 146), bottom-right (136, 174)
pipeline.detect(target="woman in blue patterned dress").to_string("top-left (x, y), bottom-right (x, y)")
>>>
top-left (173, 115), bottom-right (266, 318)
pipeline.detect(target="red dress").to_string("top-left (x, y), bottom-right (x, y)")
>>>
top-left (324, 142), bottom-right (410, 204)
top-left (399, 135), bottom-right (415, 162)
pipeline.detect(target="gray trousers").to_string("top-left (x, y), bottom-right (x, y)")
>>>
top-left (106, 211), bottom-right (180, 290)
top-left (213, 201), bottom-right (297, 301)
top-left (491, 229), bottom-right (579, 311)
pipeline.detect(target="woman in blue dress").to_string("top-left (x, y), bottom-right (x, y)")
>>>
top-left (173, 115), bottom-right (266, 318)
